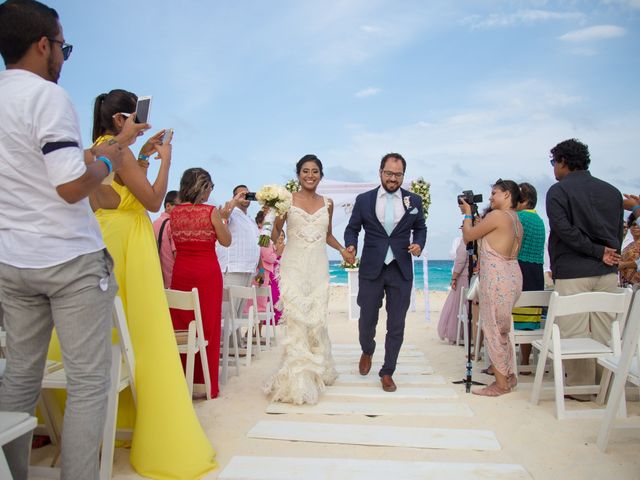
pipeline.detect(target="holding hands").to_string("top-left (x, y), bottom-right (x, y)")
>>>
top-left (342, 245), bottom-right (357, 265)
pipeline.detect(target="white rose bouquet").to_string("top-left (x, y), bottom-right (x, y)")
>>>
top-left (256, 184), bottom-right (292, 246)
top-left (409, 177), bottom-right (431, 220)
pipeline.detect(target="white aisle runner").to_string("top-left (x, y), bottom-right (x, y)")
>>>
top-left (219, 456), bottom-right (531, 480)
top-left (218, 342), bottom-right (533, 480)
top-left (247, 420), bottom-right (501, 451)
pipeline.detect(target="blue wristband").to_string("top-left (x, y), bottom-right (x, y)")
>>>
top-left (138, 153), bottom-right (149, 161)
top-left (96, 156), bottom-right (112, 174)
top-left (464, 215), bottom-right (472, 219)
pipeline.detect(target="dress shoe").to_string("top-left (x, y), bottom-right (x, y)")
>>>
top-left (380, 375), bottom-right (397, 392)
top-left (359, 353), bottom-right (372, 376)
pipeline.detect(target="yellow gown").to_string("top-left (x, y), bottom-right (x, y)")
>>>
top-left (48, 147), bottom-right (217, 478)
top-left (95, 179), bottom-right (217, 479)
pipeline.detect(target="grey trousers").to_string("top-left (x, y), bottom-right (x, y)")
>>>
top-left (0, 249), bottom-right (117, 480)
top-left (554, 273), bottom-right (618, 393)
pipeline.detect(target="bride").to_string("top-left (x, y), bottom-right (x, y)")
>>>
top-left (264, 154), bottom-right (352, 404)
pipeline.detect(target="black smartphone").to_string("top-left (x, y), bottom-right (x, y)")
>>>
top-left (245, 192), bottom-right (257, 201)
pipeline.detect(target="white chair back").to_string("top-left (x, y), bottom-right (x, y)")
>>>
top-left (165, 288), bottom-right (211, 400)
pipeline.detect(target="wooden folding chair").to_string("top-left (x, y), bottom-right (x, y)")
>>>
top-left (596, 291), bottom-right (640, 451)
top-left (166, 288), bottom-right (211, 400)
top-left (530, 288), bottom-right (633, 419)
top-left (228, 286), bottom-right (260, 367)
top-left (0, 412), bottom-right (37, 479)
top-left (509, 290), bottom-right (552, 378)
top-left (220, 287), bottom-right (240, 385)
top-left (255, 286), bottom-right (277, 349)
top-left (34, 296), bottom-right (135, 480)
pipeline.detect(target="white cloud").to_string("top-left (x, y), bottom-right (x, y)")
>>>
top-left (464, 9), bottom-right (584, 29)
top-left (601, 0), bottom-right (640, 10)
top-left (355, 87), bottom-right (382, 98)
top-left (559, 25), bottom-right (626, 42)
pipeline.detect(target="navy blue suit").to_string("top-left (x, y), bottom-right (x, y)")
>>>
top-left (344, 187), bottom-right (427, 376)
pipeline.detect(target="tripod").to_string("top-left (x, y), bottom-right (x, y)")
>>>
top-left (452, 205), bottom-right (485, 393)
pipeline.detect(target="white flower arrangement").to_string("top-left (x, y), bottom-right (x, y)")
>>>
top-left (256, 185), bottom-right (292, 246)
top-left (409, 177), bottom-right (431, 220)
top-left (284, 179), bottom-right (301, 193)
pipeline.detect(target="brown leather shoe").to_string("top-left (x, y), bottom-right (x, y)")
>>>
top-left (359, 353), bottom-right (372, 376)
top-left (380, 375), bottom-right (397, 392)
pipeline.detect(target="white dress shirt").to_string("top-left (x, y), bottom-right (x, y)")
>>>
top-left (0, 69), bottom-right (104, 268)
top-left (375, 187), bottom-right (404, 231)
top-left (216, 208), bottom-right (260, 273)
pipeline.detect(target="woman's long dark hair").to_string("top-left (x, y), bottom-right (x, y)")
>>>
top-left (92, 89), bottom-right (137, 142)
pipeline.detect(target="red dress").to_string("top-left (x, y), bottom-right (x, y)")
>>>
top-left (170, 203), bottom-right (222, 398)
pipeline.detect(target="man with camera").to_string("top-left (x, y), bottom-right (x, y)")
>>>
top-left (344, 153), bottom-right (426, 392)
top-left (546, 138), bottom-right (623, 400)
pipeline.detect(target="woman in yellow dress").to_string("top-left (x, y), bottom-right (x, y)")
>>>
top-left (90, 89), bottom-right (216, 478)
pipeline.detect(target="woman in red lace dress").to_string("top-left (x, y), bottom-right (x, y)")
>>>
top-left (170, 168), bottom-right (234, 398)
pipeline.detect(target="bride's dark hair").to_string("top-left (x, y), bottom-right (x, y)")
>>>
top-left (296, 154), bottom-right (324, 178)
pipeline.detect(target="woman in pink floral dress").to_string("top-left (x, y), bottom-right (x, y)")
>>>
top-left (460, 179), bottom-right (522, 396)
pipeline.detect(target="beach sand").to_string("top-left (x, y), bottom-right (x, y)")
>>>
top-left (47, 287), bottom-right (640, 479)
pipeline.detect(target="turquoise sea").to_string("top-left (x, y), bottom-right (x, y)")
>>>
top-left (329, 260), bottom-right (454, 291)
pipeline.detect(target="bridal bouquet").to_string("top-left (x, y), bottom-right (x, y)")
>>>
top-left (256, 185), bottom-right (292, 246)
top-left (284, 178), bottom-right (300, 193)
top-left (409, 177), bottom-right (431, 220)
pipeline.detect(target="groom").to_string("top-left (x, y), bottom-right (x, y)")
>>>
top-left (344, 153), bottom-right (427, 392)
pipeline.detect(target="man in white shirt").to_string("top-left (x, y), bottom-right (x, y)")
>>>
top-left (0, 2), bottom-right (146, 478)
top-left (217, 184), bottom-right (260, 288)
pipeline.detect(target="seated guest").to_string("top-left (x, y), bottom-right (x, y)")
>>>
top-left (153, 190), bottom-right (178, 288)
top-left (170, 168), bottom-right (235, 398)
top-left (460, 179), bottom-right (523, 396)
top-left (513, 182), bottom-right (546, 371)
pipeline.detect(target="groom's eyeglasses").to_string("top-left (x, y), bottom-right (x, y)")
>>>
top-left (382, 170), bottom-right (404, 179)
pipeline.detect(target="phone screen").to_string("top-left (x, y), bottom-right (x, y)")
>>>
top-left (135, 97), bottom-right (151, 124)
top-left (245, 192), bottom-right (257, 201)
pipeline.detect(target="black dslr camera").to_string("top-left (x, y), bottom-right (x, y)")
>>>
top-left (457, 190), bottom-right (483, 205)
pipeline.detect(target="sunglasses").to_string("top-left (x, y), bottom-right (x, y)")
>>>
top-left (47, 38), bottom-right (73, 61)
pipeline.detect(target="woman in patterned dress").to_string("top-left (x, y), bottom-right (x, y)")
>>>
top-left (460, 179), bottom-right (523, 396)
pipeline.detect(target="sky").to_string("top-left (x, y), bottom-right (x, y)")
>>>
top-left (17, 0), bottom-right (640, 258)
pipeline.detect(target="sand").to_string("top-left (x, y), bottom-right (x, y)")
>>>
top-left (88, 287), bottom-right (639, 478)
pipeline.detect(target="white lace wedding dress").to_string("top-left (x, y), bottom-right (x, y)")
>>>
top-left (264, 197), bottom-right (338, 405)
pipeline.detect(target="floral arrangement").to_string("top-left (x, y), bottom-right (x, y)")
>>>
top-left (409, 177), bottom-right (431, 220)
top-left (284, 179), bottom-right (300, 193)
top-left (256, 185), bottom-right (292, 246)
top-left (340, 257), bottom-right (360, 269)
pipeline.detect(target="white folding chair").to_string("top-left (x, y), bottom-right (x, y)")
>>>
top-left (220, 287), bottom-right (240, 385)
top-left (530, 288), bottom-right (633, 419)
top-left (255, 286), bottom-right (277, 349)
top-left (35, 296), bottom-right (135, 480)
top-left (455, 286), bottom-right (469, 349)
top-left (596, 291), bottom-right (640, 451)
top-left (166, 288), bottom-right (211, 400)
top-left (0, 411), bottom-right (37, 479)
top-left (228, 286), bottom-right (260, 367)
top-left (510, 290), bottom-right (552, 378)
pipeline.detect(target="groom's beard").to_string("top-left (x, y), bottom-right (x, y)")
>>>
top-left (381, 181), bottom-right (400, 193)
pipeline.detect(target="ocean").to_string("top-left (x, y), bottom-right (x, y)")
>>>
top-left (329, 259), bottom-right (454, 291)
